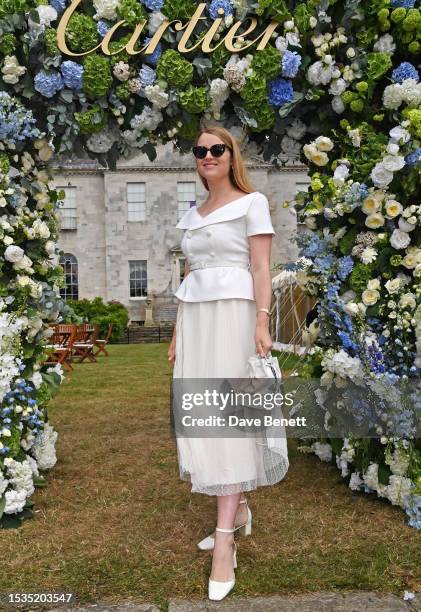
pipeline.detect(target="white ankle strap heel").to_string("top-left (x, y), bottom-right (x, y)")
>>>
top-left (198, 499), bottom-right (252, 551)
top-left (208, 527), bottom-right (237, 601)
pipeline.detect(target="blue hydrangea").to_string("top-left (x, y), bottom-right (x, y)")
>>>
top-left (143, 37), bottom-right (162, 65)
top-left (50, 0), bottom-right (66, 11)
top-left (0, 91), bottom-right (42, 143)
top-left (139, 65), bottom-right (156, 86)
top-left (142, 0), bottom-right (164, 9)
top-left (208, 0), bottom-right (233, 19)
top-left (61, 60), bottom-right (84, 89)
top-left (392, 62), bottom-right (419, 84)
top-left (391, 0), bottom-right (415, 6)
top-left (405, 147), bottom-right (421, 166)
top-left (268, 78), bottom-right (294, 107)
top-left (281, 50), bottom-right (302, 79)
top-left (34, 69), bottom-right (64, 98)
top-left (97, 20), bottom-right (111, 36)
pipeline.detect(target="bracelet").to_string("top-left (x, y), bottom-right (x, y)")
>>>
top-left (257, 308), bottom-right (270, 316)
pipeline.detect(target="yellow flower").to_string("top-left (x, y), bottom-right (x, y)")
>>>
top-left (385, 199), bottom-right (403, 218)
top-left (365, 212), bottom-right (385, 229)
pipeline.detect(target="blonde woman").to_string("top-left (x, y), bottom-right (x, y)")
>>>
top-left (168, 126), bottom-right (289, 601)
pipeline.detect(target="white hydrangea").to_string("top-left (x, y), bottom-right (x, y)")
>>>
top-left (332, 95), bottom-right (345, 114)
top-left (383, 475), bottom-right (413, 507)
top-left (363, 463), bottom-right (379, 491)
top-left (4, 457), bottom-right (35, 497)
top-left (400, 78), bottom-right (421, 108)
top-left (386, 445), bottom-right (410, 476)
top-left (87, 129), bottom-right (117, 153)
top-left (373, 34), bottom-right (396, 54)
top-left (312, 441), bottom-right (332, 462)
top-left (209, 78), bottom-right (229, 117)
top-left (144, 84), bottom-right (169, 108)
top-left (130, 105), bottom-right (163, 133)
top-left (383, 84), bottom-right (404, 110)
top-left (349, 472), bottom-right (364, 491)
top-left (31, 423), bottom-right (58, 471)
top-left (36, 4), bottom-right (57, 27)
top-left (147, 11), bottom-right (166, 35)
top-left (4, 488), bottom-right (27, 514)
top-left (1, 55), bottom-right (27, 85)
top-left (286, 119), bottom-right (306, 140)
top-left (93, 0), bottom-right (120, 20)
top-left (322, 349), bottom-right (365, 384)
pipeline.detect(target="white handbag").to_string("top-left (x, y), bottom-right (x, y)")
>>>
top-left (247, 352), bottom-right (282, 392)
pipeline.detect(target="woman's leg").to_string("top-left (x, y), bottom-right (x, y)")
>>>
top-left (210, 493), bottom-right (241, 582)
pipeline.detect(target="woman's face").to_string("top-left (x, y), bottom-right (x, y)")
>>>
top-left (195, 133), bottom-right (232, 184)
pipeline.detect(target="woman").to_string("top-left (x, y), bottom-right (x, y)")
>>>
top-left (168, 126), bottom-right (289, 601)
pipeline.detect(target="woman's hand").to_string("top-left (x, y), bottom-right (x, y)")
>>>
top-left (255, 318), bottom-right (273, 357)
top-left (168, 335), bottom-right (176, 366)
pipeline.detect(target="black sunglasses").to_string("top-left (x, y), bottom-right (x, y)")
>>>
top-left (192, 143), bottom-right (228, 159)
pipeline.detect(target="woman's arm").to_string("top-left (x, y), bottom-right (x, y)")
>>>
top-left (168, 260), bottom-right (191, 364)
top-left (248, 234), bottom-right (273, 357)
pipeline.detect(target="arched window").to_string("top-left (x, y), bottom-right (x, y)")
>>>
top-left (59, 253), bottom-right (79, 300)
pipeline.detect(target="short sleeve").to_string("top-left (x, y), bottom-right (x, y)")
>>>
top-left (246, 193), bottom-right (275, 236)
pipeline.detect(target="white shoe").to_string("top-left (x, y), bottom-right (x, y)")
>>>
top-left (198, 499), bottom-right (252, 551)
top-left (208, 527), bottom-right (237, 601)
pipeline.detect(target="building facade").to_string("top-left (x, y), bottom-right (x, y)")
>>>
top-left (49, 144), bottom-right (309, 324)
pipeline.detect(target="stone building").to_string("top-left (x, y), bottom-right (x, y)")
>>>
top-left (49, 144), bottom-right (309, 324)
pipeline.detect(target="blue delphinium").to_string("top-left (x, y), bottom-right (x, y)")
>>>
top-left (268, 78), bottom-right (294, 107)
top-left (337, 256), bottom-right (354, 281)
top-left (138, 65), bottom-right (156, 87)
top-left (61, 60), bottom-right (84, 89)
top-left (34, 69), bottom-right (64, 98)
top-left (0, 91), bottom-right (42, 142)
top-left (142, 0), bottom-right (164, 9)
top-left (391, 0), bottom-right (416, 7)
top-left (97, 20), bottom-right (110, 37)
top-left (143, 37), bottom-right (162, 65)
top-left (392, 62), bottom-right (420, 84)
top-left (406, 147), bottom-right (421, 166)
top-left (50, 0), bottom-right (66, 11)
top-left (208, 0), bottom-right (233, 19)
top-left (281, 50), bottom-right (302, 78)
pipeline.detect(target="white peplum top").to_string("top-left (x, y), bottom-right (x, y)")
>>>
top-left (174, 191), bottom-right (275, 302)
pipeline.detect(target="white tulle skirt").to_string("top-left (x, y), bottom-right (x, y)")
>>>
top-left (172, 298), bottom-right (289, 496)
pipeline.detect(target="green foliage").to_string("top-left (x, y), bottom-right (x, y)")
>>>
top-left (179, 85), bottom-right (211, 113)
top-left (0, 32), bottom-right (16, 55)
top-left (250, 45), bottom-right (282, 80)
top-left (74, 105), bottom-right (107, 134)
top-left (349, 263), bottom-right (375, 293)
top-left (66, 13), bottom-right (98, 54)
top-left (116, 0), bottom-right (148, 27)
top-left (65, 297), bottom-right (129, 342)
top-left (156, 49), bottom-right (193, 87)
top-left (82, 54), bottom-right (113, 98)
top-left (161, 0), bottom-right (197, 20)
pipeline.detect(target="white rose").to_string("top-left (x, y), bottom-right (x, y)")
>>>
top-left (3, 236), bottom-right (14, 245)
top-left (329, 78), bottom-right (347, 96)
top-left (315, 136), bottom-right (334, 152)
top-left (385, 278), bottom-right (401, 294)
top-left (367, 278), bottom-right (381, 291)
top-left (344, 302), bottom-right (360, 316)
top-left (32, 219), bottom-right (50, 239)
top-left (362, 195), bottom-right (381, 215)
top-left (332, 95), bottom-right (345, 114)
top-left (387, 143), bottom-right (400, 155)
top-left (333, 164), bottom-right (349, 186)
top-left (385, 200), bottom-right (403, 218)
top-left (16, 275), bottom-right (30, 287)
top-left (371, 164), bottom-right (394, 188)
top-left (4, 244), bottom-right (24, 263)
top-left (398, 217), bottom-right (416, 232)
top-left (365, 212), bottom-right (385, 229)
top-left (362, 289), bottom-right (380, 306)
top-left (390, 229), bottom-right (411, 250)
top-left (389, 126), bottom-right (410, 144)
top-left (400, 293), bottom-right (416, 309)
top-left (382, 155), bottom-right (405, 172)
top-left (402, 253), bottom-right (417, 269)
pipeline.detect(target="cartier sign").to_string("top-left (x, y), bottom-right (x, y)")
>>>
top-left (56, 1), bottom-right (279, 57)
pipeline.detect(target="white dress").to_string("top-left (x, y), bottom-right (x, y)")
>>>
top-left (172, 191), bottom-right (289, 496)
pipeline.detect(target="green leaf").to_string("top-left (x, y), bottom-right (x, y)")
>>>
top-left (0, 495), bottom-right (5, 520)
top-left (378, 463), bottom-right (391, 486)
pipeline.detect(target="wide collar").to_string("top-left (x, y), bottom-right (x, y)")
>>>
top-left (176, 192), bottom-right (258, 230)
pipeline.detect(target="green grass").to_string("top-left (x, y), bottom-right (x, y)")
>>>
top-left (0, 344), bottom-right (420, 609)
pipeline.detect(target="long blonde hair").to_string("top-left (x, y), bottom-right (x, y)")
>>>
top-left (194, 125), bottom-right (255, 194)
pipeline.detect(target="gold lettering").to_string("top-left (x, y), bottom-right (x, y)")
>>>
top-left (176, 2), bottom-right (207, 53)
top-left (144, 18), bottom-right (183, 54)
top-left (101, 20), bottom-right (128, 55)
top-left (255, 21), bottom-right (280, 50)
top-left (56, 0), bottom-right (105, 56)
top-left (222, 16), bottom-right (258, 53)
top-left (201, 16), bottom-right (226, 52)
top-left (124, 21), bottom-right (148, 55)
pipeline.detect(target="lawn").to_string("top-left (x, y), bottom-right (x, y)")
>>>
top-left (1, 344), bottom-right (420, 609)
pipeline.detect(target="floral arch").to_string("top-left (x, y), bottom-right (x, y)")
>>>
top-left (0, 0), bottom-right (420, 529)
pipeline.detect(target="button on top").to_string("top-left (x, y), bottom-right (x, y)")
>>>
top-left (209, 251), bottom-right (215, 257)
top-left (206, 230), bottom-right (212, 237)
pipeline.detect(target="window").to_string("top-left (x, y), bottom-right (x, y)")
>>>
top-left (59, 253), bottom-right (79, 300)
top-left (177, 182), bottom-right (196, 218)
top-left (127, 182), bottom-right (146, 222)
top-left (57, 186), bottom-right (77, 230)
top-left (129, 260), bottom-right (147, 297)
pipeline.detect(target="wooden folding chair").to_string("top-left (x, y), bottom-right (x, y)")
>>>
top-left (71, 323), bottom-right (100, 363)
top-left (93, 323), bottom-right (113, 357)
top-left (43, 324), bottom-right (78, 372)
